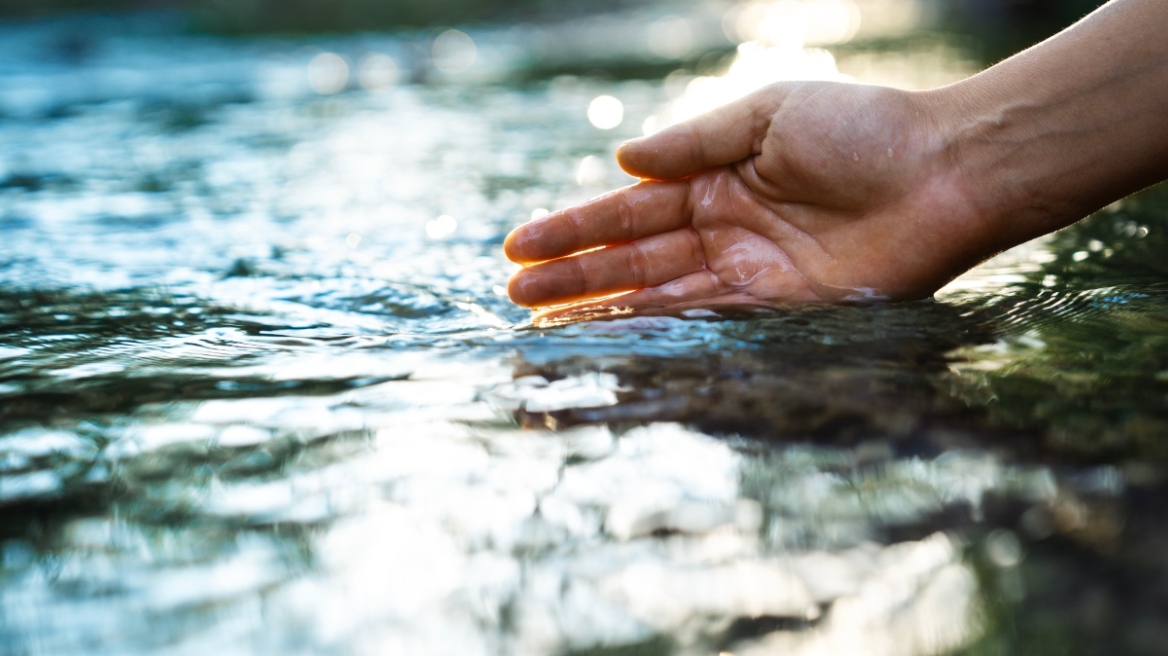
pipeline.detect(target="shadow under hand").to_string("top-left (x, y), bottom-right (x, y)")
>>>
top-left (512, 300), bottom-right (1001, 453)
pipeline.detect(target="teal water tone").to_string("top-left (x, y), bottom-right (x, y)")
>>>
top-left (1, 7), bottom-right (1167, 656)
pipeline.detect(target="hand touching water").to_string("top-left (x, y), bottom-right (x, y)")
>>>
top-left (508, 0), bottom-right (1168, 316)
top-left (504, 82), bottom-right (999, 312)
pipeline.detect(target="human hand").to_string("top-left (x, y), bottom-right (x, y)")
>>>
top-left (504, 82), bottom-right (1000, 314)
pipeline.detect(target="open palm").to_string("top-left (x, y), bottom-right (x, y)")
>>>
top-left (505, 82), bottom-right (996, 314)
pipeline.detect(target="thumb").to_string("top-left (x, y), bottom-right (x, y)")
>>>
top-left (616, 85), bottom-right (784, 180)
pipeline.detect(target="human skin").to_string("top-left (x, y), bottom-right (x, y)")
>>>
top-left (503, 0), bottom-right (1168, 315)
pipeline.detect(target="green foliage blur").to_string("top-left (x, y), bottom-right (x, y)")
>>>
top-left (0, 0), bottom-right (644, 31)
top-left (192, 0), bottom-right (654, 33)
top-left (943, 0), bottom-right (1110, 61)
top-left (0, 0), bottom-right (1113, 58)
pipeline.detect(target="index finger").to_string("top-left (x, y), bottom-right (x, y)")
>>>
top-left (503, 180), bottom-right (691, 264)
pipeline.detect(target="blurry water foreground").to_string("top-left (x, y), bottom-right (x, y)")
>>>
top-left (1, 1), bottom-right (1167, 655)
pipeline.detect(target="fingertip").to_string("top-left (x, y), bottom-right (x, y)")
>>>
top-left (503, 225), bottom-right (545, 264)
top-left (506, 270), bottom-right (539, 308)
top-left (502, 228), bottom-right (525, 263)
top-left (615, 137), bottom-right (643, 159)
top-left (617, 128), bottom-right (701, 180)
top-left (615, 137), bottom-right (655, 179)
top-left (621, 90), bottom-right (776, 180)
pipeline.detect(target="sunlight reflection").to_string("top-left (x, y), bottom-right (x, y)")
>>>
top-left (855, 0), bottom-right (923, 36)
top-left (425, 214), bottom-right (458, 239)
top-left (654, 44), bottom-right (843, 127)
top-left (587, 94), bottom-right (624, 130)
top-left (357, 53), bottom-right (399, 90)
top-left (642, 114), bottom-right (661, 136)
top-left (726, 0), bottom-right (862, 47)
top-left (647, 16), bottom-right (694, 59)
top-left (576, 155), bottom-right (606, 186)
top-left (307, 52), bottom-right (350, 95)
top-left (432, 29), bottom-right (477, 75)
top-left (649, 0), bottom-right (945, 129)
top-left (5, 12), bottom-right (1166, 655)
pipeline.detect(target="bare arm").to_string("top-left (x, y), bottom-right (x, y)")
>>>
top-left (941, 0), bottom-right (1168, 251)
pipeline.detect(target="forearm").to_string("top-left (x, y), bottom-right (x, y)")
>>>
top-left (928, 0), bottom-right (1168, 251)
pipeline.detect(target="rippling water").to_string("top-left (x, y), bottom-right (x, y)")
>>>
top-left (2, 8), bottom-right (1168, 656)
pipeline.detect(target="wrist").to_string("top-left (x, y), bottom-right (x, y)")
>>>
top-left (917, 70), bottom-right (1107, 264)
top-left (918, 0), bottom-right (1168, 257)
top-left (900, 83), bottom-right (1026, 268)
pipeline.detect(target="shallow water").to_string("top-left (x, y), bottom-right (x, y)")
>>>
top-left (2, 8), bottom-right (1168, 656)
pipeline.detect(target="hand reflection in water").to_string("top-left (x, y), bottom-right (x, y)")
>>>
top-left (505, 0), bottom-right (1168, 318)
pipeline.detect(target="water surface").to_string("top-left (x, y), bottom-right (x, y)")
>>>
top-left (2, 8), bottom-right (1168, 656)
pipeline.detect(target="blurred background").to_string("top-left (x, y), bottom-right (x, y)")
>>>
top-left (0, 0), bottom-right (1113, 138)
top-left (0, 0), bottom-right (1110, 45)
top-left (0, 0), bottom-right (1111, 60)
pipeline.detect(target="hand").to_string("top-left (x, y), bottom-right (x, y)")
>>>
top-left (504, 82), bottom-right (1000, 314)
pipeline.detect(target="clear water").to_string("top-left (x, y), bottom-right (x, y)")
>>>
top-left (2, 9), bottom-right (1168, 656)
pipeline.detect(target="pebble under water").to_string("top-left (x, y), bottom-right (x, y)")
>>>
top-left (2, 10), bottom-right (1168, 656)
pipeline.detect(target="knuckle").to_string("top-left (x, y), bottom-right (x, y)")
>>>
top-left (686, 123), bottom-right (706, 169)
top-left (566, 256), bottom-right (588, 296)
top-left (614, 194), bottom-right (636, 241)
top-left (684, 228), bottom-right (704, 266)
top-left (562, 209), bottom-right (585, 253)
top-left (624, 244), bottom-right (649, 288)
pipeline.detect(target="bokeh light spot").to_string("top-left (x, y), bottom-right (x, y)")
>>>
top-left (432, 30), bottom-right (477, 74)
top-left (587, 95), bottom-right (624, 130)
top-left (358, 53), bottom-right (400, 90)
top-left (726, 0), bottom-right (861, 47)
top-left (576, 156), bottom-right (606, 186)
top-left (647, 16), bottom-right (694, 59)
top-left (642, 115), bottom-right (662, 136)
top-left (985, 529), bottom-right (1024, 568)
top-left (307, 52), bottom-right (350, 95)
top-left (426, 215), bottom-right (458, 239)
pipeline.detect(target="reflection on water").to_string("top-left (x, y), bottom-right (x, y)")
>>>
top-left (2, 5), bottom-right (1168, 656)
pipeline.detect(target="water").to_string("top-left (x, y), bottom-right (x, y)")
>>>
top-left (2, 6), bottom-right (1168, 656)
